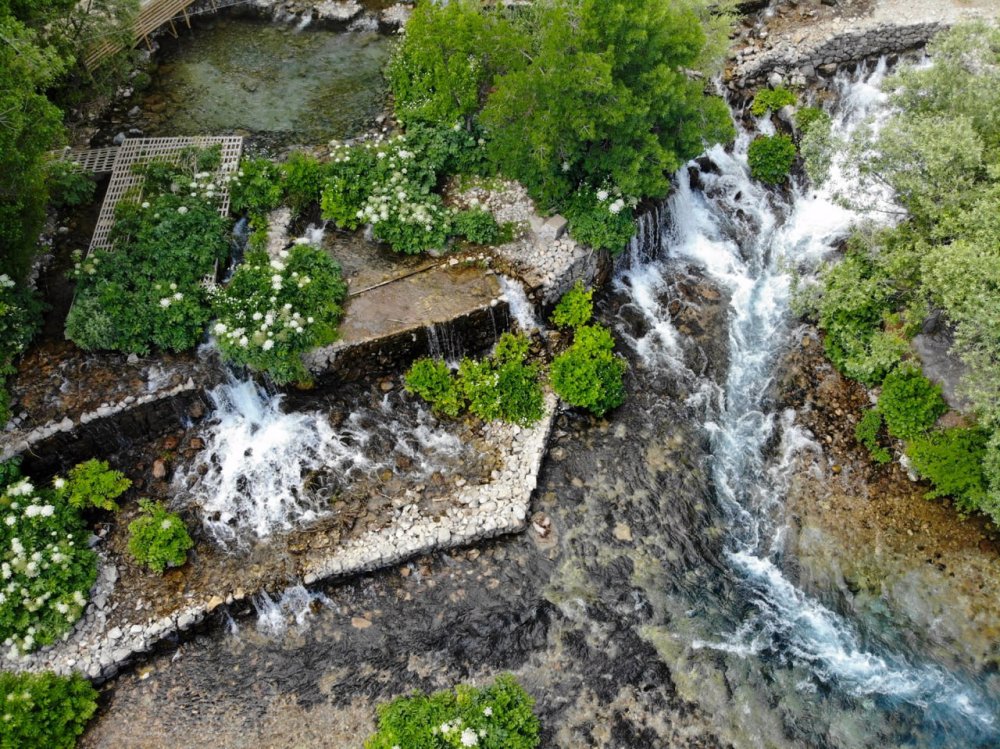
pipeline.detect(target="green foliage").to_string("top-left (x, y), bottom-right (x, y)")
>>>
top-left (282, 152), bottom-right (326, 217)
top-left (46, 161), bottom-right (96, 209)
top-left (0, 275), bottom-right (42, 424)
top-left (364, 673), bottom-right (541, 749)
top-left (855, 409), bottom-right (891, 464)
top-left (405, 358), bottom-right (463, 417)
top-left (388, 0), bottom-right (526, 128)
top-left (230, 157), bottom-right (284, 217)
top-left (563, 187), bottom-right (636, 253)
top-left (878, 364), bottom-right (948, 440)
top-left (480, 0), bottom-right (735, 206)
top-left (407, 334), bottom-right (544, 426)
top-left (0, 671), bottom-right (98, 749)
top-left (906, 427), bottom-right (989, 515)
top-left (812, 251), bottom-right (903, 385)
top-left (550, 281), bottom-right (594, 329)
top-left (747, 135), bottom-right (797, 185)
top-left (0, 458), bottom-right (22, 492)
top-left (454, 208), bottom-right (501, 245)
top-left (126, 499), bottom-right (194, 574)
top-left (59, 459), bottom-right (131, 512)
top-left (211, 244), bottom-right (348, 385)
top-left (457, 333), bottom-right (544, 426)
top-left (751, 86), bottom-right (797, 117)
top-left (0, 469), bottom-right (99, 652)
top-left (65, 156), bottom-right (231, 354)
top-left (321, 142), bottom-right (378, 231)
top-left (0, 8), bottom-right (67, 282)
top-left (551, 324), bottom-right (627, 417)
top-left (795, 106), bottom-right (830, 137)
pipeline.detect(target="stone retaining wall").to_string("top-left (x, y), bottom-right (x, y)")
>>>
top-left (0, 394), bottom-right (555, 682)
top-left (728, 21), bottom-right (942, 89)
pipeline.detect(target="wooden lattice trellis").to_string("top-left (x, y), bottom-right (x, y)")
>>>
top-left (89, 136), bottom-right (243, 252)
top-left (53, 147), bottom-right (121, 176)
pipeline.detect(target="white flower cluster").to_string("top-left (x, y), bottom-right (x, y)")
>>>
top-left (0, 274), bottom-right (14, 290)
top-left (1, 480), bottom-right (89, 654)
top-left (214, 249), bottom-right (317, 356)
top-left (430, 716), bottom-right (488, 747)
top-left (153, 282), bottom-right (185, 310)
top-left (594, 183), bottom-right (634, 216)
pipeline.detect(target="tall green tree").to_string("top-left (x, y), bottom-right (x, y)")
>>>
top-left (480, 0), bottom-right (735, 204)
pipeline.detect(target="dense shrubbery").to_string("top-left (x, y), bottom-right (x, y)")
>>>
top-left (751, 87), bottom-right (797, 117)
top-left (127, 499), bottom-right (193, 574)
top-left (405, 358), bottom-right (463, 417)
top-left (454, 208), bottom-right (502, 245)
top-left (389, 0), bottom-right (735, 251)
top-left (795, 106), bottom-right (831, 137)
top-left (0, 275), bottom-right (42, 425)
top-left (550, 280), bottom-right (594, 330)
top-left (230, 157), bottom-right (283, 218)
top-left (364, 674), bottom-right (541, 749)
top-left (46, 162), bottom-right (96, 210)
top-left (855, 409), bottom-right (891, 464)
top-left (65, 151), bottom-right (232, 354)
top-left (551, 324), bottom-right (627, 418)
top-left (747, 135), bottom-right (797, 185)
top-left (211, 243), bottom-right (348, 385)
top-left (406, 333), bottom-right (544, 426)
top-left (906, 428), bottom-right (989, 515)
top-left (1, 462), bottom-right (129, 653)
top-left (877, 365), bottom-right (948, 440)
top-left (806, 24), bottom-right (1000, 525)
top-left (0, 670), bottom-right (98, 749)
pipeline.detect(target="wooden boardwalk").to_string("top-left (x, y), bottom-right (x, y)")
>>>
top-left (84, 0), bottom-right (253, 70)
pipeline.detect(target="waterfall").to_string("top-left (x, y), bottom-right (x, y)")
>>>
top-left (173, 375), bottom-right (467, 546)
top-left (618, 59), bottom-right (998, 736)
top-left (499, 275), bottom-right (542, 333)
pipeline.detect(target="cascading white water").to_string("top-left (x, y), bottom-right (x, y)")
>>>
top-left (617, 60), bottom-right (997, 730)
top-left (499, 275), bottom-right (542, 333)
top-left (174, 376), bottom-right (466, 545)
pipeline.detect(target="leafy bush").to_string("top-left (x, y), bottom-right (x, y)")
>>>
top-left (387, 1), bottom-right (525, 128)
top-left (0, 671), bottom-right (98, 749)
top-left (878, 365), bottom-right (948, 440)
top-left (0, 274), bottom-right (42, 424)
top-left (813, 252), bottom-right (902, 385)
top-left (855, 409), bottom-right (891, 464)
top-left (127, 499), bottom-right (194, 574)
top-left (551, 324), bottom-right (627, 417)
top-left (906, 427), bottom-right (989, 515)
top-left (751, 86), bottom-right (797, 117)
top-left (364, 179), bottom-right (452, 255)
top-left (0, 470), bottom-right (99, 653)
top-left (795, 106), bottom-right (831, 137)
top-left (0, 458), bottom-right (21, 492)
top-left (747, 135), bottom-right (797, 185)
top-left (211, 243), bottom-right (348, 385)
top-left (405, 358), bottom-right (463, 417)
top-left (454, 208), bottom-right (501, 245)
top-left (457, 333), bottom-right (544, 426)
top-left (563, 187), bottom-right (636, 253)
top-left (58, 459), bottom-right (131, 511)
top-left (321, 141), bottom-right (378, 230)
top-left (550, 281), bottom-right (593, 329)
top-left (407, 334), bottom-right (544, 426)
top-left (229, 157), bottom-right (283, 217)
top-left (66, 158), bottom-right (231, 354)
top-left (46, 161), bottom-right (96, 209)
top-left (364, 673), bottom-right (541, 749)
top-left (282, 152), bottom-right (326, 216)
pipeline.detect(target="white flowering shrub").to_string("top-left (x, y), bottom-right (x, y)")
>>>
top-left (211, 243), bottom-right (348, 385)
top-left (364, 674), bottom-right (540, 749)
top-left (563, 185), bottom-right (637, 253)
top-left (0, 272), bottom-right (41, 424)
top-left (0, 475), bottom-right (98, 654)
top-left (322, 125), bottom-right (489, 255)
top-left (65, 148), bottom-right (234, 354)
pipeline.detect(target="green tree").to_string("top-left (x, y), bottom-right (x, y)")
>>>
top-left (481, 0), bottom-right (734, 205)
